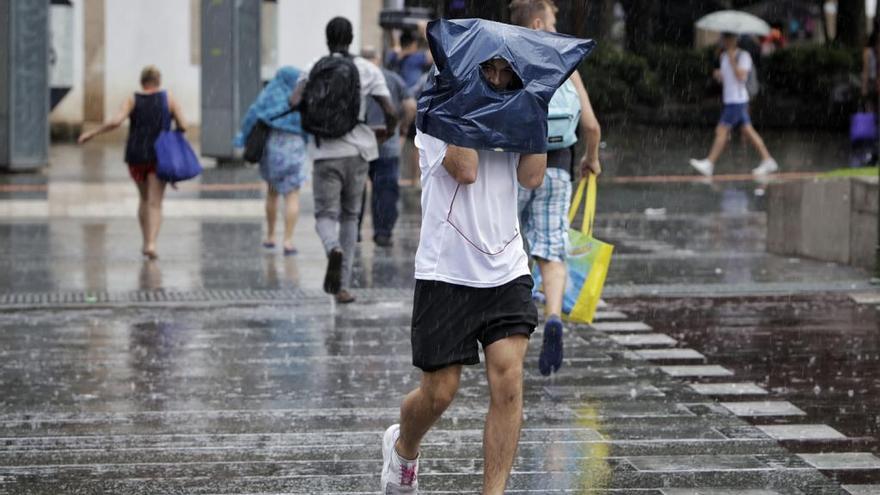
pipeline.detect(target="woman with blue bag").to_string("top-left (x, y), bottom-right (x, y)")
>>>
top-left (235, 66), bottom-right (307, 255)
top-left (78, 65), bottom-right (188, 260)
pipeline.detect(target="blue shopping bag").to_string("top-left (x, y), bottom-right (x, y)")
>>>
top-left (850, 112), bottom-right (877, 143)
top-left (416, 18), bottom-right (595, 153)
top-left (154, 91), bottom-right (202, 184)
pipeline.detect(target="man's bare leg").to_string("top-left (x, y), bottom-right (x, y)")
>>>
top-left (536, 258), bottom-right (565, 317)
top-left (396, 365), bottom-right (463, 460)
top-left (741, 124), bottom-right (772, 161)
top-left (706, 124), bottom-right (731, 164)
top-left (483, 335), bottom-right (529, 495)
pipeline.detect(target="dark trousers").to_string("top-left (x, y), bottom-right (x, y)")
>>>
top-left (360, 156), bottom-right (400, 239)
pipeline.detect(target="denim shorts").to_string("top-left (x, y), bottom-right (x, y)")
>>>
top-left (719, 103), bottom-right (751, 128)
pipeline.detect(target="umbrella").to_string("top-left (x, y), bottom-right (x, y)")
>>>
top-left (695, 10), bottom-right (771, 36)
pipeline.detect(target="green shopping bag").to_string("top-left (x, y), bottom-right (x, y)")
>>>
top-left (532, 174), bottom-right (614, 324)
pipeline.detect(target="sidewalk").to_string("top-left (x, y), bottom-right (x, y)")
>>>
top-left (0, 140), bottom-right (878, 493)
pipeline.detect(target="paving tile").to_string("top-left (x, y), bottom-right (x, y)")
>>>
top-left (689, 382), bottom-right (768, 395)
top-left (757, 425), bottom-right (847, 441)
top-left (843, 485), bottom-right (880, 495)
top-left (623, 350), bottom-right (645, 360)
top-left (660, 365), bottom-right (735, 377)
top-left (608, 333), bottom-right (678, 347)
top-left (798, 453), bottom-right (880, 470)
top-left (662, 490), bottom-right (781, 495)
top-left (627, 454), bottom-right (769, 472)
top-left (593, 310), bottom-right (629, 320)
top-left (720, 401), bottom-right (807, 417)
top-left (849, 292), bottom-right (880, 305)
top-left (592, 321), bottom-right (653, 333)
top-left (635, 348), bottom-right (706, 361)
top-left (544, 384), bottom-right (666, 400)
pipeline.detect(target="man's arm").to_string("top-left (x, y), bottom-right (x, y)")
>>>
top-left (517, 153), bottom-right (547, 189)
top-left (371, 95), bottom-right (399, 137)
top-left (399, 97), bottom-right (417, 134)
top-left (728, 50), bottom-right (749, 81)
top-left (443, 144), bottom-right (479, 184)
top-left (570, 71), bottom-right (602, 177)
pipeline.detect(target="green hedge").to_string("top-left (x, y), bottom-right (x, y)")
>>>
top-left (580, 45), bottom-right (663, 113)
top-left (643, 45), bottom-right (715, 104)
top-left (761, 45), bottom-right (858, 100)
top-left (580, 44), bottom-right (860, 116)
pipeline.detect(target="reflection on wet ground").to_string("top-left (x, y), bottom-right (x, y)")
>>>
top-left (1, 301), bottom-right (873, 493)
top-left (0, 179), bottom-right (870, 295)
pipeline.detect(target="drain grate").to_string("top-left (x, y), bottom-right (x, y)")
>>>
top-left (0, 288), bottom-right (415, 309)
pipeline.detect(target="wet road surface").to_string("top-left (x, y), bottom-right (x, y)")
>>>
top-left (0, 136), bottom-right (878, 492)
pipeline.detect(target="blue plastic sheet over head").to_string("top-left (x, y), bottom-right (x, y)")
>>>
top-left (416, 18), bottom-right (595, 153)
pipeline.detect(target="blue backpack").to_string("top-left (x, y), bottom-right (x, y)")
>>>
top-left (547, 79), bottom-right (580, 150)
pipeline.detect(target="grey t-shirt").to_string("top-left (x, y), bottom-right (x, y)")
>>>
top-left (366, 69), bottom-right (412, 159)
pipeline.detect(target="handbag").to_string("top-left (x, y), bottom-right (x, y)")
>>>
top-left (850, 108), bottom-right (877, 143)
top-left (243, 108), bottom-right (294, 163)
top-left (532, 175), bottom-right (614, 324)
top-left (154, 92), bottom-right (202, 183)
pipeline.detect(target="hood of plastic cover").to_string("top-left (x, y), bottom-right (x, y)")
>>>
top-left (416, 18), bottom-right (595, 154)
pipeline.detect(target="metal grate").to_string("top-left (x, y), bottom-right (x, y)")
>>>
top-left (0, 288), bottom-right (416, 309)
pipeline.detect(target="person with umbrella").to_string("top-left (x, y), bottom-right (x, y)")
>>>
top-left (690, 27), bottom-right (779, 177)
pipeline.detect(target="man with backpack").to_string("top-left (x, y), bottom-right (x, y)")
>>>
top-left (290, 16), bottom-right (398, 304)
top-left (510, 0), bottom-right (602, 376)
top-left (689, 32), bottom-right (778, 177)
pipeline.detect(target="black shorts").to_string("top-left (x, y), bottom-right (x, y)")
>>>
top-left (411, 275), bottom-right (539, 372)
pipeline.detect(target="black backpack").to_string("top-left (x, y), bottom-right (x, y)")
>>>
top-left (300, 54), bottom-right (361, 140)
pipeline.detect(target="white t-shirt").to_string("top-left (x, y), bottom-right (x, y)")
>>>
top-left (720, 50), bottom-right (752, 104)
top-left (414, 130), bottom-right (531, 288)
top-left (303, 55), bottom-right (391, 162)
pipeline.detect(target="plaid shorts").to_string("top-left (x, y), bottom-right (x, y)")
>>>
top-left (517, 168), bottom-right (572, 263)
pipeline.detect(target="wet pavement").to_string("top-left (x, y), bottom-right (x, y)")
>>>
top-left (1, 137), bottom-right (879, 493)
top-left (612, 296), bottom-right (880, 459)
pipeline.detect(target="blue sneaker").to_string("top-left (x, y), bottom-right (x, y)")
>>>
top-left (539, 316), bottom-right (564, 376)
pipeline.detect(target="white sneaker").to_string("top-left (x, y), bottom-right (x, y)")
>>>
top-left (689, 158), bottom-right (714, 177)
top-left (752, 158), bottom-right (779, 175)
top-left (381, 424), bottom-right (419, 494)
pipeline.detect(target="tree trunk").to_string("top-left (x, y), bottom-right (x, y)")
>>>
top-left (836, 0), bottom-right (866, 48)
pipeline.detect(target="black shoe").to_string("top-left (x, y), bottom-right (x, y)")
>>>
top-left (323, 248), bottom-right (343, 295)
top-left (374, 235), bottom-right (393, 247)
top-left (335, 289), bottom-right (356, 304)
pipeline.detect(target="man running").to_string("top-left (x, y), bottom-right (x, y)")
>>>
top-left (380, 55), bottom-right (547, 494)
